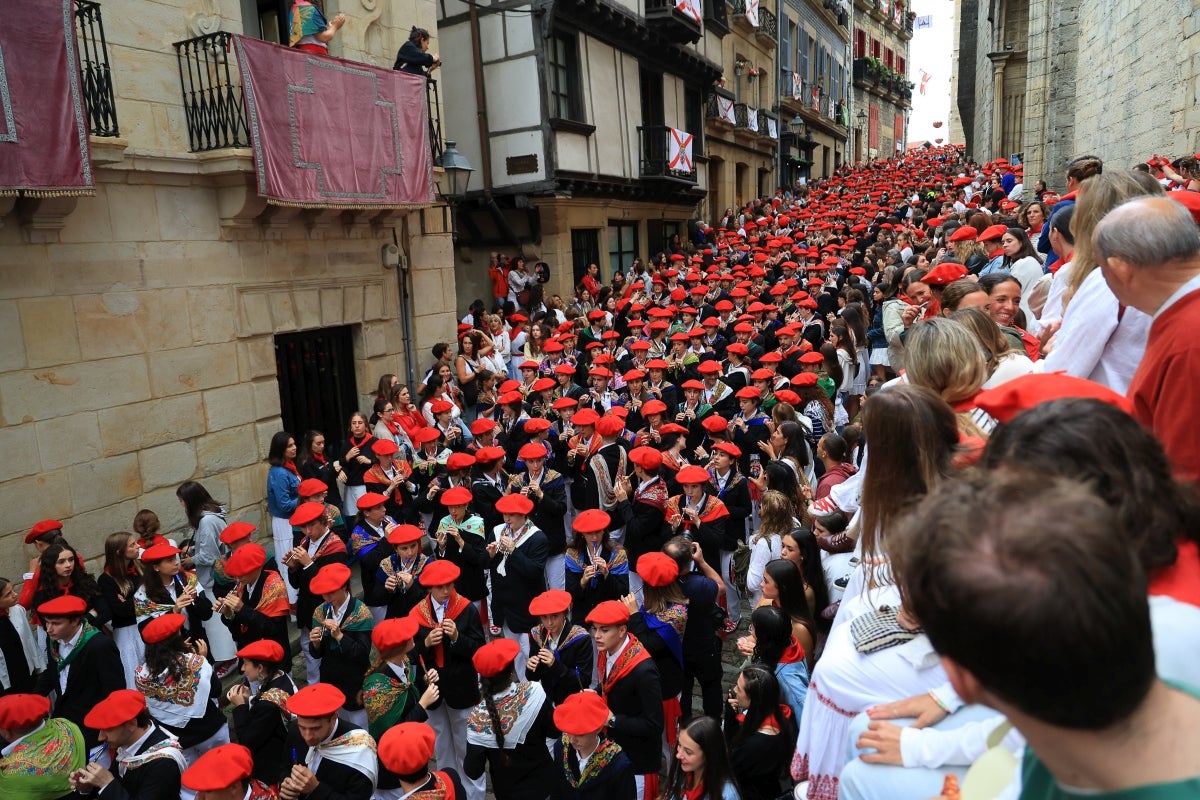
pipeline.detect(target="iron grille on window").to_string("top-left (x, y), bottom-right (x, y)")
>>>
top-left (74, 0), bottom-right (119, 137)
top-left (174, 32), bottom-right (251, 152)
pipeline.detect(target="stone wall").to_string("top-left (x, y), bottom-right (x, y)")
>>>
top-left (0, 0), bottom-right (456, 576)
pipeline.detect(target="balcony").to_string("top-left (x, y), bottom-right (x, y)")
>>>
top-left (74, 0), bottom-right (119, 137)
top-left (757, 110), bottom-right (778, 139)
top-left (730, 0), bottom-right (758, 33)
top-left (703, 0), bottom-right (730, 37)
top-left (780, 69), bottom-right (805, 112)
top-left (853, 57), bottom-right (912, 107)
top-left (645, 0), bottom-right (703, 44)
top-left (756, 7), bottom-right (778, 44)
top-left (706, 88), bottom-right (737, 129)
top-left (637, 125), bottom-right (697, 185)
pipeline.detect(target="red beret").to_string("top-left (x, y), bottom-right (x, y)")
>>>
top-left (356, 492), bottom-right (388, 511)
top-left (758, 351), bottom-right (783, 364)
top-left (700, 415), bottom-right (728, 433)
top-left (372, 617), bottom-right (419, 651)
top-left (974, 373), bottom-right (1134, 424)
top-left (429, 400), bottom-right (454, 415)
top-left (446, 452), bottom-right (476, 472)
top-left (387, 524), bottom-right (424, 546)
top-left (791, 372), bottom-right (819, 387)
top-left (0, 693), bottom-right (50, 729)
top-left (495, 493), bottom-right (534, 515)
top-left (798, 351), bottom-right (825, 365)
top-left (440, 486), bottom-right (473, 506)
top-left (712, 441), bottom-right (743, 459)
top-left (774, 389), bottom-right (800, 406)
top-left (378, 722), bottom-right (436, 775)
top-left (523, 418), bottom-right (552, 435)
top-left (697, 361), bottom-right (722, 375)
top-left (923, 262), bottom-right (969, 286)
top-left (595, 416), bottom-right (624, 437)
top-left (585, 600), bottom-right (630, 626)
top-left (726, 342), bottom-right (749, 356)
top-left (675, 465), bottom-right (712, 485)
top-left (751, 368), bottom-right (775, 381)
top-left (289, 502), bottom-right (326, 526)
top-left (531, 378), bottom-right (556, 393)
top-left (629, 446), bottom-right (664, 471)
top-left (182, 743), bottom-right (254, 792)
top-left (553, 362), bottom-right (578, 375)
top-left (84, 689), bottom-right (146, 730)
top-left (470, 418), bottom-right (498, 436)
top-left (140, 543), bottom-right (180, 562)
top-left (236, 639), bottom-right (284, 664)
top-left (572, 509), bottom-right (611, 534)
top-left (220, 521), bottom-right (256, 545)
top-left (418, 559), bottom-right (461, 587)
top-left (309, 563), bottom-right (352, 595)
top-left (977, 224), bottom-right (1008, 242)
top-left (518, 360), bottom-right (540, 371)
top-left (636, 552), bottom-right (680, 587)
top-left (680, 379), bottom-right (705, 390)
top-left (474, 446), bottom-right (507, 464)
top-left (528, 588), bottom-right (572, 617)
top-left (572, 409), bottom-right (600, 427)
top-left (37, 595), bottom-right (87, 618)
top-left (472, 639), bottom-right (520, 678)
top-left (551, 397), bottom-right (578, 410)
top-left (224, 543), bottom-right (267, 578)
top-left (735, 387), bottom-right (762, 400)
top-left (947, 225), bottom-right (978, 242)
top-left (25, 519), bottom-right (63, 544)
top-left (518, 442), bottom-right (549, 460)
top-left (414, 427), bottom-right (442, 444)
top-left (641, 399), bottom-right (668, 416)
top-left (286, 683), bottom-right (346, 718)
top-left (142, 613), bottom-right (186, 644)
top-left (553, 691), bottom-right (610, 735)
top-left (372, 439), bottom-right (400, 456)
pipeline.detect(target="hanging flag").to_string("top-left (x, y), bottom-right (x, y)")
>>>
top-left (767, 117), bottom-right (778, 139)
top-left (747, 108), bottom-right (759, 132)
top-left (717, 95), bottom-right (736, 124)
top-left (676, 0), bottom-right (702, 23)
top-left (919, 71), bottom-right (932, 95)
top-left (915, 14), bottom-right (933, 29)
top-left (745, 0), bottom-right (759, 27)
top-left (792, 72), bottom-right (803, 101)
top-left (667, 128), bottom-right (694, 174)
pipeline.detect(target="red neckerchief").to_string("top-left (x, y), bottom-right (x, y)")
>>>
top-left (411, 590), bottom-right (471, 667)
top-left (383, 418), bottom-right (402, 436)
top-left (350, 434), bottom-right (370, 451)
top-left (284, 460), bottom-right (301, 478)
top-left (313, 452), bottom-right (327, 465)
top-left (779, 636), bottom-right (806, 665)
top-left (300, 531), bottom-right (347, 558)
top-left (683, 775), bottom-right (705, 800)
top-left (597, 634), bottom-right (651, 696)
top-left (1150, 540), bottom-right (1200, 608)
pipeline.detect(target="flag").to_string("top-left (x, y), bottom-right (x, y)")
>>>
top-left (915, 14), bottom-right (933, 29)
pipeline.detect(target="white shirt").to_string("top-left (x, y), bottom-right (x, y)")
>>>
top-left (56, 624), bottom-right (86, 694)
top-left (602, 636), bottom-right (630, 683)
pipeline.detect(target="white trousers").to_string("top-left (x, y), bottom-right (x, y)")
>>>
top-left (271, 516), bottom-right (299, 604)
top-left (720, 549), bottom-right (742, 623)
top-left (545, 553), bottom-right (566, 591)
top-left (427, 703), bottom-right (486, 800)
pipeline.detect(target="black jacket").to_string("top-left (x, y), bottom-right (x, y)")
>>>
top-left (489, 528), bottom-right (548, 633)
top-left (394, 39), bottom-right (436, 75)
top-left (221, 568), bottom-right (293, 660)
top-left (84, 725), bottom-right (182, 800)
top-left (706, 471), bottom-right (753, 552)
top-left (433, 513), bottom-right (491, 602)
top-left (553, 737), bottom-right (636, 800)
top-left (411, 599), bottom-right (485, 710)
top-left (525, 625), bottom-right (594, 704)
top-left (281, 718), bottom-right (375, 800)
top-left (288, 533), bottom-right (349, 630)
top-left (601, 655), bottom-right (663, 774)
top-left (231, 672), bottom-right (296, 786)
top-left (36, 627), bottom-right (125, 749)
top-left (309, 599), bottom-right (374, 711)
top-left (465, 694), bottom-right (558, 800)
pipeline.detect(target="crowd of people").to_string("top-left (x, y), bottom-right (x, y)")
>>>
top-left (3, 143), bottom-right (1200, 800)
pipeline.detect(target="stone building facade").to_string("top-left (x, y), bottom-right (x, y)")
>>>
top-left (849, 0), bottom-right (913, 162)
top-left (0, 0), bottom-right (456, 577)
top-left (953, 0), bottom-right (1200, 189)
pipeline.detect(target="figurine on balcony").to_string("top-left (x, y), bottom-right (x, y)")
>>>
top-left (394, 27), bottom-right (442, 77)
top-left (289, 0), bottom-right (346, 55)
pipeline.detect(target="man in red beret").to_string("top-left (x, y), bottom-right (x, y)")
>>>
top-left (280, 684), bottom-right (375, 800)
top-left (71, 689), bottom-right (186, 799)
top-left (376, 524), bottom-right (432, 620)
top-left (215, 542), bottom-right (292, 659)
top-left (664, 466), bottom-right (730, 571)
top-left (0, 693), bottom-right (85, 799)
top-left (408, 559), bottom-right (487, 800)
top-left (612, 447), bottom-right (669, 588)
top-left (486, 494), bottom-right (547, 671)
top-left (285, 501), bottom-right (349, 686)
top-left (34, 596), bottom-right (125, 754)
top-left (574, 416), bottom-right (629, 530)
top-left (181, 742), bottom-right (275, 800)
top-left (551, 691), bottom-right (634, 800)
top-left (470, 446), bottom-right (510, 539)
top-left (585, 601), bottom-right (663, 798)
top-left (512, 442), bottom-right (569, 592)
top-left (308, 564), bottom-right (374, 728)
top-left (378, 723), bottom-right (466, 800)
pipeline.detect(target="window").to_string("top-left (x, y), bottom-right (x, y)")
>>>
top-left (572, 229), bottom-right (601, 287)
top-left (781, 20), bottom-right (792, 70)
top-left (685, 85), bottom-right (703, 156)
top-left (548, 33), bottom-right (583, 121)
top-left (894, 112), bottom-right (905, 151)
top-left (275, 326), bottom-right (359, 447)
top-left (897, 56), bottom-right (906, 75)
top-left (885, 47), bottom-right (893, 68)
top-left (868, 104), bottom-right (880, 150)
top-left (854, 29), bottom-right (866, 59)
top-left (249, 0), bottom-right (288, 44)
top-left (640, 67), bottom-right (664, 127)
top-left (799, 33), bottom-right (811, 85)
top-left (608, 222), bottom-right (639, 276)
top-left (870, 37), bottom-right (880, 58)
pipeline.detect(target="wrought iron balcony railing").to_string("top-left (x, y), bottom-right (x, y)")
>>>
top-left (74, 0), bottom-right (119, 137)
top-left (174, 32), bottom-right (250, 152)
top-left (637, 125), bottom-right (697, 182)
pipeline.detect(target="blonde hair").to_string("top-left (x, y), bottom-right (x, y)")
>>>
top-left (754, 490), bottom-right (794, 543)
top-left (1067, 170), bottom-right (1164, 306)
top-left (904, 317), bottom-right (990, 439)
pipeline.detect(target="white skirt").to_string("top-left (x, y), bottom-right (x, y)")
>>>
top-left (868, 348), bottom-right (890, 367)
top-left (113, 625), bottom-right (145, 690)
top-left (200, 590), bottom-right (238, 661)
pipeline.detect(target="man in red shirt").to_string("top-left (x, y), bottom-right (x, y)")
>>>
top-left (1094, 195), bottom-right (1200, 486)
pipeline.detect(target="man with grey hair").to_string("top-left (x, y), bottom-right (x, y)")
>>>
top-left (1094, 195), bottom-right (1200, 486)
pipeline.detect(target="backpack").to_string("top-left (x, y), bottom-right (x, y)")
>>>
top-left (730, 539), bottom-right (752, 596)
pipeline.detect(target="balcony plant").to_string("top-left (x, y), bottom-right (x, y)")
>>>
top-left (864, 56), bottom-right (882, 82)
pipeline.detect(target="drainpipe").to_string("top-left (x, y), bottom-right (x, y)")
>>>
top-left (395, 221), bottom-right (417, 390)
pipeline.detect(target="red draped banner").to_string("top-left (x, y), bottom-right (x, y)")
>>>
top-left (0, 0), bottom-right (95, 197)
top-left (233, 36), bottom-right (435, 209)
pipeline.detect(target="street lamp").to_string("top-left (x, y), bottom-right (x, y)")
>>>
top-left (856, 108), bottom-right (868, 162)
top-left (435, 140), bottom-right (475, 246)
